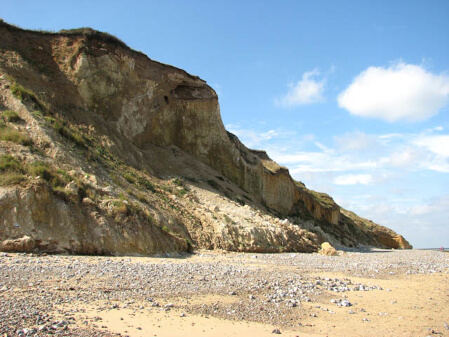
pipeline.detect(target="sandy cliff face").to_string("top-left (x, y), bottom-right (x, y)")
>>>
top-left (64, 38), bottom-right (300, 216)
top-left (0, 21), bottom-right (411, 254)
top-left (0, 183), bottom-right (187, 255)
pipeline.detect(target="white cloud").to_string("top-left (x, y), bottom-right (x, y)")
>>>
top-left (413, 135), bottom-right (449, 157)
top-left (334, 131), bottom-right (381, 152)
top-left (385, 134), bottom-right (449, 172)
top-left (271, 150), bottom-right (380, 173)
top-left (410, 195), bottom-right (449, 216)
top-left (226, 124), bottom-right (297, 150)
top-left (389, 147), bottom-right (422, 168)
top-left (333, 174), bottom-right (374, 185)
top-left (338, 62), bottom-right (449, 122)
top-left (227, 124), bottom-right (449, 247)
top-left (227, 128), bottom-right (279, 149)
top-left (267, 128), bottom-right (449, 175)
top-left (276, 70), bottom-right (325, 107)
top-left (349, 194), bottom-right (449, 248)
top-left (314, 141), bottom-right (331, 152)
top-left (226, 122), bottom-right (449, 248)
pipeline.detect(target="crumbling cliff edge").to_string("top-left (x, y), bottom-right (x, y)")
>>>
top-left (0, 21), bottom-right (411, 254)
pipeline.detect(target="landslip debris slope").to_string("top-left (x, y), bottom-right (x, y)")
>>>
top-left (0, 21), bottom-right (411, 255)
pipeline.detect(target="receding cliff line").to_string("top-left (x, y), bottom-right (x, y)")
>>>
top-left (0, 21), bottom-right (412, 253)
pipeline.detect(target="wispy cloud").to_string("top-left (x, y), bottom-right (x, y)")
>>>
top-left (389, 147), bottom-right (423, 168)
top-left (275, 69), bottom-right (325, 107)
top-left (409, 195), bottom-right (449, 216)
top-left (334, 131), bottom-right (382, 153)
top-left (228, 123), bottom-right (449, 247)
top-left (226, 124), bottom-right (296, 149)
top-left (386, 134), bottom-right (449, 173)
top-left (346, 194), bottom-right (449, 248)
top-left (413, 134), bottom-right (449, 157)
top-left (269, 148), bottom-right (382, 174)
top-left (256, 127), bottom-right (449, 186)
top-left (338, 62), bottom-right (449, 122)
top-left (226, 124), bottom-right (449, 200)
top-left (333, 174), bottom-right (374, 185)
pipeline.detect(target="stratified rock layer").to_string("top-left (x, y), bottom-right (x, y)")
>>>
top-left (0, 21), bottom-right (411, 254)
top-left (0, 184), bottom-right (187, 255)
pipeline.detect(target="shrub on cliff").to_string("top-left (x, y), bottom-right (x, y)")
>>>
top-left (0, 154), bottom-right (26, 186)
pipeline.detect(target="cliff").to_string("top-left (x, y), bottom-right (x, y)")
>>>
top-left (0, 21), bottom-right (411, 255)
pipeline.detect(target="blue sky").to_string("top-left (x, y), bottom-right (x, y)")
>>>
top-left (2, 0), bottom-right (449, 248)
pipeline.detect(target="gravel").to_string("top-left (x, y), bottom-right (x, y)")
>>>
top-left (0, 249), bottom-right (447, 336)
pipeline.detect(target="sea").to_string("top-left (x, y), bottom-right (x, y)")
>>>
top-left (418, 248), bottom-right (448, 252)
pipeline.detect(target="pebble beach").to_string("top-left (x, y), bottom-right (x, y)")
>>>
top-left (1, 249), bottom-right (448, 336)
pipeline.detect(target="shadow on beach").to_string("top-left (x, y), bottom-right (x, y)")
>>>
top-left (338, 246), bottom-right (397, 254)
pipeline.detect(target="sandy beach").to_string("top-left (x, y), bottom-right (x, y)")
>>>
top-left (1, 249), bottom-right (448, 336)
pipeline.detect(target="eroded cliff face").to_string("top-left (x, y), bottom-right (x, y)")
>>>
top-left (0, 21), bottom-right (411, 253)
top-left (0, 183), bottom-right (187, 255)
top-left (64, 38), bottom-right (302, 217)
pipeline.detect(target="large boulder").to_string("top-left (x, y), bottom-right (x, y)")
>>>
top-left (319, 242), bottom-right (338, 256)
